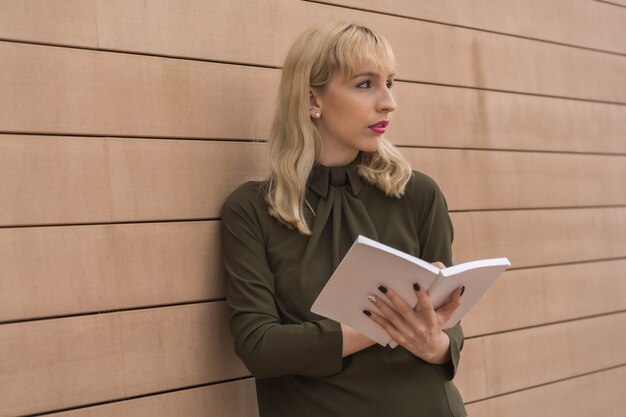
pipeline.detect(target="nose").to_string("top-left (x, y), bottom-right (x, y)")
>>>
top-left (377, 87), bottom-right (397, 114)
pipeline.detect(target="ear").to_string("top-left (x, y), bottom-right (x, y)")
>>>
top-left (308, 88), bottom-right (322, 116)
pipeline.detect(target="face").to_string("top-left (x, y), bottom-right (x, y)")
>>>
top-left (310, 67), bottom-right (397, 166)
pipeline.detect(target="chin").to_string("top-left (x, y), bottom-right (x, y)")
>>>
top-left (359, 137), bottom-right (382, 153)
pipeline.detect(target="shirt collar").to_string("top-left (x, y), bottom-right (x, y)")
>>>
top-left (307, 152), bottom-right (367, 198)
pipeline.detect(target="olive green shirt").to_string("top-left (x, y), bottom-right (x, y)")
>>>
top-left (221, 156), bottom-right (467, 417)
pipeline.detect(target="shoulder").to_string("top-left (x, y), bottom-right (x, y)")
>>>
top-left (399, 170), bottom-right (451, 223)
top-left (404, 170), bottom-right (446, 201)
top-left (220, 181), bottom-right (272, 243)
top-left (221, 181), bottom-right (269, 220)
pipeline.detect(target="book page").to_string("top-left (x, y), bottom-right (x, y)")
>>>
top-left (430, 259), bottom-right (511, 329)
top-left (311, 237), bottom-right (440, 346)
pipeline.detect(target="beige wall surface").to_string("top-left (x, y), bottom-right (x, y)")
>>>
top-left (1, 1), bottom-right (624, 416)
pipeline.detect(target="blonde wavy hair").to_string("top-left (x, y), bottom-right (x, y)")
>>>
top-left (267, 21), bottom-right (412, 234)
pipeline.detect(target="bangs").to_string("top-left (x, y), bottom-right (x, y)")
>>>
top-left (310, 23), bottom-right (396, 86)
top-left (336, 29), bottom-right (396, 79)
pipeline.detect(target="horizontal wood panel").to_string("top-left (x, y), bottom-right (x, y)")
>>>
top-left (393, 82), bottom-right (626, 154)
top-left (451, 207), bottom-right (626, 267)
top-left (404, 149), bottom-right (626, 211)
top-left (3, 45), bottom-right (625, 154)
top-left (321, 0), bottom-right (626, 54)
top-left (0, 303), bottom-right (248, 416)
top-left (465, 365), bottom-right (626, 417)
top-left (0, 222), bottom-right (224, 322)
top-left (462, 259), bottom-right (626, 337)
top-left (2, 135), bottom-right (625, 226)
top-left (0, 0), bottom-right (96, 47)
top-left (456, 312), bottom-right (626, 401)
top-left (0, 136), bottom-right (269, 226)
top-left (2, 305), bottom-right (623, 414)
top-left (45, 379), bottom-right (259, 417)
top-left (0, 42), bottom-right (277, 140)
top-left (2, 208), bottom-right (624, 322)
top-left (1, 1), bottom-right (625, 103)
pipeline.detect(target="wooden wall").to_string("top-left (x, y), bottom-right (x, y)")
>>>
top-left (1, 1), bottom-right (625, 415)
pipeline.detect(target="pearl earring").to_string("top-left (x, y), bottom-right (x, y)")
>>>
top-left (315, 112), bottom-right (321, 118)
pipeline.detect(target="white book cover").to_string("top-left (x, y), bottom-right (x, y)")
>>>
top-left (311, 235), bottom-right (511, 347)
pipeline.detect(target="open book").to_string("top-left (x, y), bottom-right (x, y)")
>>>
top-left (311, 235), bottom-right (511, 347)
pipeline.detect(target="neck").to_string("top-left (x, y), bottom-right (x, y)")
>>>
top-left (317, 149), bottom-right (359, 167)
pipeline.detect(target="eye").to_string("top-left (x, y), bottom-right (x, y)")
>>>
top-left (386, 80), bottom-right (394, 89)
top-left (356, 80), bottom-right (371, 89)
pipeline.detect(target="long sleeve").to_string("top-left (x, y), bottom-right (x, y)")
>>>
top-left (415, 173), bottom-right (464, 380)
top-left (220, 185), bottom-right (343, 379)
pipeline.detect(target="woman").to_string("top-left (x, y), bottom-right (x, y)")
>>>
top-left (221, 21), bottom-right (467, 416)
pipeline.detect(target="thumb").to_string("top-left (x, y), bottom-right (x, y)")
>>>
top-left (431, 261), bottom-right (446, 270)
top-left (435, 287), bottom-right (462, 319)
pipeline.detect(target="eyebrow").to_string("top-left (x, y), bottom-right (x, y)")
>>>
top-left (352, 71), bottom-right (395, 79)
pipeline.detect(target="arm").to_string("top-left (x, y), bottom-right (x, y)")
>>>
top-left (417, 175), bottom-right (464, 380)
top-left (221, 188), bottom-right (343, 379)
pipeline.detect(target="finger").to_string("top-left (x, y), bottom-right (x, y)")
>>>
top-left (434, 287), bottom-right (463, 321)
top-left (377, 285), bottom-right (422, 329)
top-left (363, 308), bottom-right (411, 347)
top-left (412, 282), bottom-right (437, 325)
top-left (367, 292), bottom-right (414, 336)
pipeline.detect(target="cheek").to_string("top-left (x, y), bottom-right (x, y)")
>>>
top-left (332, 98), bottom-right (365, 126)
top-left (326, 95), bottom-right (351, 118)
top-left (322, 91), bottom-right (369, 137)
top-left (325, 102), bottom-right (353, 131)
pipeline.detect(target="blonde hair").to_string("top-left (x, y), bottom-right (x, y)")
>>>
top-left (267, 21), bottom-right (412, 234)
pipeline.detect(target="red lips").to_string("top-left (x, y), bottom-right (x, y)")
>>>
top-left (368, 120), bottom-right (389, 128)
top-left (368, 120), bottom-right (389, 134)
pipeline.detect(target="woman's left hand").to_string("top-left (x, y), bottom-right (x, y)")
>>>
top-left (363, 264), bottom-right (463, 364)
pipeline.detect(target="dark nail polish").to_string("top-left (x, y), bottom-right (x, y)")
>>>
top-left (378, 285), bottom-right (388, 294)
top-left (413, 283), bottom-right (421, 291)
top-left (362, 309), bottom-right (372, 317)
top-left (460, 286), bottom-right (466, 296)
